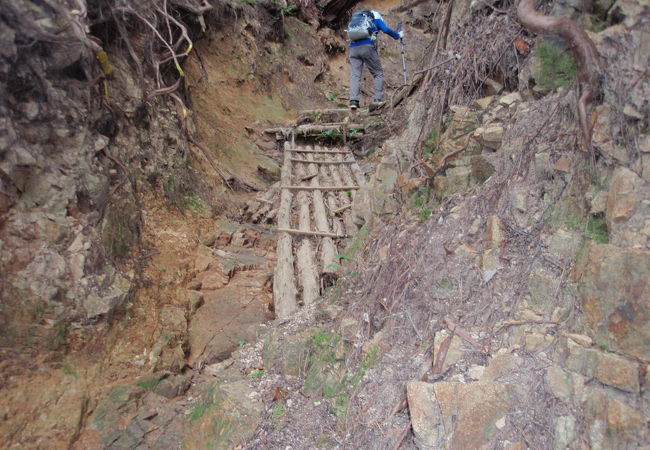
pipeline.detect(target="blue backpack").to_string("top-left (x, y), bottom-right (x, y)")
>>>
top-left (346, 10), bottom-right (376, 41)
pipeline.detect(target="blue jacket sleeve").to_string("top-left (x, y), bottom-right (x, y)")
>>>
top-left (373, 18), bottom-right (400, 40)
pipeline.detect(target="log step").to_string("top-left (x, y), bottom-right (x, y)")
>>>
top-left (281, 185), bottom-right (360, 191)
top-left (290, 158), bottom-right (355, 165)
top-left (286, 149), bottom-right (351, 154)
top-left (276, 228), bottom-right (346, 238)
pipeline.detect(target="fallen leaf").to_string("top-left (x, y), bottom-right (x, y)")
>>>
top-left (514, 38), bottom-right (530, 56)
top-left (272, 387), bottom-right (288, 401)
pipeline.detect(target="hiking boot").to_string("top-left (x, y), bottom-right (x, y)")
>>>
top-left (349, 100), bottom-right (359, 110)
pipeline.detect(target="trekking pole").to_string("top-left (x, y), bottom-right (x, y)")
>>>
top-left (397, 23), bottom-right (408, 85)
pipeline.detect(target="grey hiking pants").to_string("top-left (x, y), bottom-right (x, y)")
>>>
top-left (349, 44), bottom-right (384, 103)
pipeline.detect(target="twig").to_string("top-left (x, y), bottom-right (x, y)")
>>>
top-left (413, 56), bottom-right (455, 75)
top-left (391, 423), bottom-right (412, 450)
top-left (444, 317), bottom-right (488, 353)
top-left (405, 309), bottom-right (423, 340)
top-left (188, 139), bottom-right (233, 190)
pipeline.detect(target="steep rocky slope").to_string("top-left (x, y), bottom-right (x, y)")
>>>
top-left (1, 0), bottom-right (648, 448)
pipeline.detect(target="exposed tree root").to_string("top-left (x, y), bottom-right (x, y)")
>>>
top-left (516, 0), bottom-right (603, 151)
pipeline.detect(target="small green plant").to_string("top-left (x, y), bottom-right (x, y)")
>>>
top-left (189, 402), bottom-right (208, 423)
top-left (316, 129), bottom-right (342, 143)
top-left (183, 194), bottom-right (207, 213)
top-left (336, 254), bottom-right (350, 261)
top-left (189, 386), bottom-right (217, 423)
top-left (442, 114), bottom-right (452, 131)
top-left (326, 92), bottom-right (339, 102)
top-left (280, 4), bottom-right (297, 15)
top-left (250, 369), bottom-right (264, 378)
top-left (367, 116), bottom-right (384, 130)
top-left (238, 339), bottom-right (247, 347)
top-left (411, 187), bottom-right (433, 221)
top-left (586, 216), bottom-right (608, 243)
top-left (586, 15), bottom-right (609, 32)
top-left (270, 402), bottom-right (286, 425)
top-left (419, 208), bottom-right (432, 221)
top-left (347, 226), bottom-right (368, 260)
top-left (535, 43), bottom-right (577, 89)
top-left (137, 377), bottom-right (162, 390)
top-left (423, 129), bottom-right (438, 156)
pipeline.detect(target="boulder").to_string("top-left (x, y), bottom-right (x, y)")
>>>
top-left (262, 330), bottom-right (311, 377)
top-left (432, 381), bottom-right (516, 448)
top-left (473, 125), bottom-right (504, 150)
top-left (605, 167), bottom-right (641, 229)
top-left (406, 381), bottom-right (444, 449)
top-left (473, 96), bottom-right (495, 110)
top-left (499, 92), bottom-right (522, 106)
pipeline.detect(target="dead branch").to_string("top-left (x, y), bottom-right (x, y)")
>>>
top-left (188, 138), bottom-right (233, 190)
top-left (413, 56), bottom-right (456, 75)
top-left (516, 0), bottom-right (603, 151)
top-left (444, 317), bottom-right (488, 353)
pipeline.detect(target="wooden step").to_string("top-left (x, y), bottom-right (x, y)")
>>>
top-left (281, 185), bottom-right (360, 191)
top-left (286, 148), bottom-right (351, 154)
top-left (290, 158), bottom-right (354, 165)
top-left (275, 228), bottom-right (346, 238)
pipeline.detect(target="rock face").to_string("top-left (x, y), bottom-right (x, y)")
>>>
top-left (0, 0), bottom-right (193, 350)
top-left (407, 380), bottom-right (517, 450)
top-left (183, 380), bottom-right (264, 448)
top-left (574, 243), bottom-right (650, 361)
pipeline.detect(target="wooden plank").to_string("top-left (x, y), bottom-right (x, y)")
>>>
top-left (306, 153), bottom-right (338, 276)
top-left (290, 158), bottom-right (355, 165)
top-left (294, 152), bottom-right (320, 305)
top-left (286, 148), bottom-right (351, 154)
top-left (281, 185), bottom-right (360, 191)
top-left (275, 228), bottom-right (346, 238)
top-left (321, 148), bottom-right (358, 236)
top-left (273, 142), bottom-right (298, 318)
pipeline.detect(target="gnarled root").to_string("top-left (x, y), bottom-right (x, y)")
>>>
top-left (517, 0), bottom-right (603, 151)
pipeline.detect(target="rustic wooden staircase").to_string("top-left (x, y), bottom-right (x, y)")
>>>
top-left (249, 109), bottom-right (368, 317)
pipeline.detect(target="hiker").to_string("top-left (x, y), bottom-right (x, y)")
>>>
top-left (346, 9), bottom-right (403, 110)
